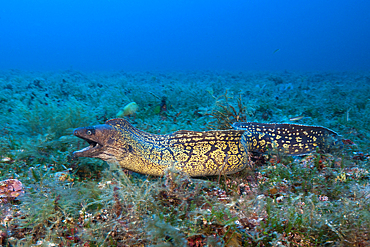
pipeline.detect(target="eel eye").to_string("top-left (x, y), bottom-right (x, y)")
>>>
top-left (85, 127), bottom-right (95, 136)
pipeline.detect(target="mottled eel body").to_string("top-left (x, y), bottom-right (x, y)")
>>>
top-left (73, 118), bottom-right (339, 177)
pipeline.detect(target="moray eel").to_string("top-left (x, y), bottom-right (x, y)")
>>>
top-left (73, 118), bottom-right (339, 177)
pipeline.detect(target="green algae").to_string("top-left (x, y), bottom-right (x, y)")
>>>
top-left (0, 70), bottom-right (370, 245)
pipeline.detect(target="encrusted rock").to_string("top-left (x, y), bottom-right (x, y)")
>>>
top-left (0, 179), bottom-right (24, 203)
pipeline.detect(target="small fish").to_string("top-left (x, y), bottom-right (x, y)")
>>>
top-left (289, 115), bottom-right (304, 121)
top-left (273, 49), bottom-right (280, 54)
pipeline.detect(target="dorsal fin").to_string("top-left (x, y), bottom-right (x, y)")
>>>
top-left (172, 129), bottom-right (206, 136)
top-left (232, 122), bottom-right (338, 136)
top-left (105, 118), bottom-right (131, 127)
top-left (105, 118), bottom-right (143, 135)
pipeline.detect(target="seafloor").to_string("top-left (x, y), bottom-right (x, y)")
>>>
top-left (0, 70), bottom-right (369, 246)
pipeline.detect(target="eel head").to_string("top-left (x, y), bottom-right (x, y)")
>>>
top-left (73, 124), bottom-right (121, 161)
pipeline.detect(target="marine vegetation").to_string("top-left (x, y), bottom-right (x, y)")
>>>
top-left (206, 90), bottom-right (250, 130)
top-left (0, 70), bottom-right (370, 246)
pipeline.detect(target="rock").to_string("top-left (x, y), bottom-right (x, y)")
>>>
top-left (0, 179), bottom-right (24, 203)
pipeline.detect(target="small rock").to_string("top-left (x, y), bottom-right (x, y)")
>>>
top-left (0, 179), bottom-right (24, 203)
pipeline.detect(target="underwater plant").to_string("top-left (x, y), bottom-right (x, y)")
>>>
top-left (207, 90), bottom-right (251, 130)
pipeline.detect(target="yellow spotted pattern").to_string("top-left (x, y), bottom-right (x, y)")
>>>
top-left (233, 122), bottom-right (339, 155)
top-left (98, 119), bottom-right (339, 177)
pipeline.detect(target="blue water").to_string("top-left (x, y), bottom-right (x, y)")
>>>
top-left (1, 0), bottom-right (369, 72)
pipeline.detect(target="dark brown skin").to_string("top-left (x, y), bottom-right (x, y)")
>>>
top-left (73, 124), bottom-right (123, 160)
top-left (73, 119), bottom-right (340, 177)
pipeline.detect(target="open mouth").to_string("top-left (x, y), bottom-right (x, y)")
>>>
top-left (73, 137), bottom-right (102, 158)
top-left (83, 137), bottom-right (99, 149)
